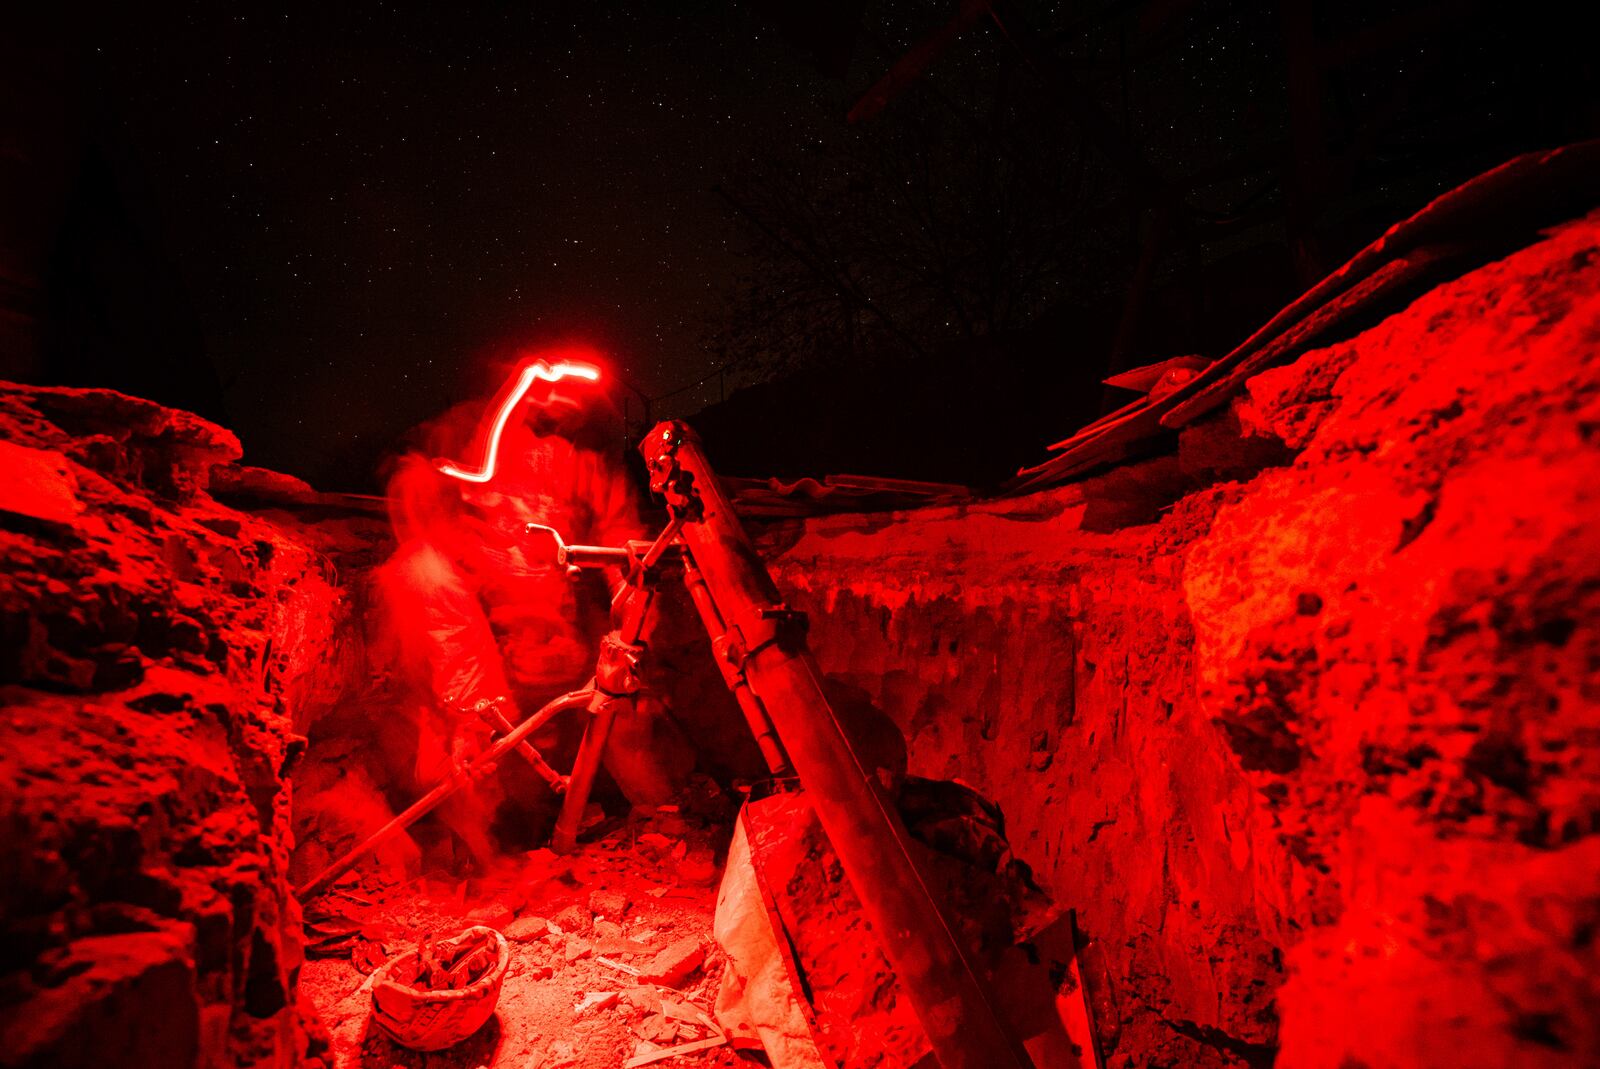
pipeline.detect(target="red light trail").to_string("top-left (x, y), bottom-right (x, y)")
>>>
top-left (436, 359), bottom-right (601, 483)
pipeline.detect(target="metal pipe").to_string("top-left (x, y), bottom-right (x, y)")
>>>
top-left (296, 688), bottom-right (594, 901)
top-left (480, 705), bottom-right (568, 793)
top-left (549, 521), bottom-right (673, 853)
top-left (641, 420), bottom-right (1035, 1069)
top-left (680, 553), bottom-right (791, 778)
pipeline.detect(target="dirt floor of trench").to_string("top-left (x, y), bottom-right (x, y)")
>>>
top-left (299, 806), bottom-right (744, 1069)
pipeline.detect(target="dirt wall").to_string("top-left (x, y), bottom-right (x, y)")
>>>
top-left (756, 212), bottom-right (1600, 1068)
top-left (0, 385), bottom-right (347, 1068)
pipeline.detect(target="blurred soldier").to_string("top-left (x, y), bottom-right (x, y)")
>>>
top-left (377, 350), bottom-right (687, 866)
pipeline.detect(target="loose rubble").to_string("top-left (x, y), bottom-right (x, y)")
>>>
top-left (299, 807), bottom-right (736, 1069)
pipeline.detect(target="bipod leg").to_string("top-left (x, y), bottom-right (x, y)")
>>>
top-left (549, 693), bottom-right (622, 854)
top-left (549, 532), bottom-right (662, 854)
top-left (550, 633), bottom-right (643, 853)
top-left (295, 688), bottom-right (592, 901)
top-left (481, 704), bottom-right (568, 793)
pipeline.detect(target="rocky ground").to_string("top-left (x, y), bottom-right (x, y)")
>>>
top-left (299, 806), bottom-right (739, 1069)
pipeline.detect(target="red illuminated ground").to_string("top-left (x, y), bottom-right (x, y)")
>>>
top-left (300, 808), bottom-right (740, 1069)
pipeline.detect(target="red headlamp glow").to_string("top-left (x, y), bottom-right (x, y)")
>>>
top-left (437, 359), bottom-right (601, 483)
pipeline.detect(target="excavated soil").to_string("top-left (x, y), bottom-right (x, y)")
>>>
top-left (299, 808), bottom-right (740, 1069)
top-left (757, 210), bottom-right (1600, 1067)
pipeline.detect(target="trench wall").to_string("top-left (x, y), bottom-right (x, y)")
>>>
top-left (756, 211), bottom-right (1600, 1068)
top-left (0, 386), bottom-right (354, 1068)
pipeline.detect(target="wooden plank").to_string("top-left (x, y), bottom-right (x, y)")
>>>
top-left (1161, 244), bottom-right (1458, 428)
top-left (1010, 252), bottom-right (1423, 488)
top-left (1010, 141), bottom-right (1600, 493)
top-left (1101, 354), bottom-right (1210, 394)
top-left (623, 1034), bottom-right (729, 1067)
top-left (1014, 251), bottom-right (1450, 488)
top-left (1044, 396), bottom-right (1149, 451)
top-left (1152, 140), bottom-right (1600, 430)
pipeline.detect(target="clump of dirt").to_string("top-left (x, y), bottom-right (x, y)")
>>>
top-left (299, 806), bottom-right (741, 1069)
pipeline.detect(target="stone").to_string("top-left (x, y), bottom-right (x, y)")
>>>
top-left (635, 1013), bottom-right (677, 1044)
top-left (676, 849), bottom-right (719, 886)
top-left (5, 929), bottom-right (200, 1069)
top-left (588, 888), bottom-right (630, 920)
top-left (639, 936), bottom-right (705, 989)
top-left (464, 903), bottom-right (515, 930)
top-left (574, 991), bottom-right (619, 1018)
top-left (0, 383), bottom-right (335, 1068)
top-left (621, 985), bottom-right (661, 1014)
top-left (0, 440), bottom-right (84, 525)
top-left (504, 915), bottom-right (551, 942)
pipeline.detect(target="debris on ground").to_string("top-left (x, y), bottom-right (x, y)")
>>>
top-left (350, 937), bottom-right (390, 974)
top-left (504, 915), bottom-right (551, 942)
top-left (300, 806), bottom-right (742, 1068)
top-left (589, 889), bottom-right (631, 919)
top-left (640, 936), bottom-right (707, 989)
top-left (464, 902), bottom-right (516, 931)
top-left (574, 990), bottom-right (619, 1017)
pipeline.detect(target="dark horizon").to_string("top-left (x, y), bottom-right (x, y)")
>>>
top-left (4, 1), bottom-right (1593, 490)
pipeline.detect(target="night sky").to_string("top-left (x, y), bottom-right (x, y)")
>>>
top-left (69, 3), bottom-right (854, 486)
top-left (19, 1), bottom-right (1594, 489)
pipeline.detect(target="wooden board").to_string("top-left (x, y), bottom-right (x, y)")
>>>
top-left (1007, 139), bottom-right (1600, 493)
